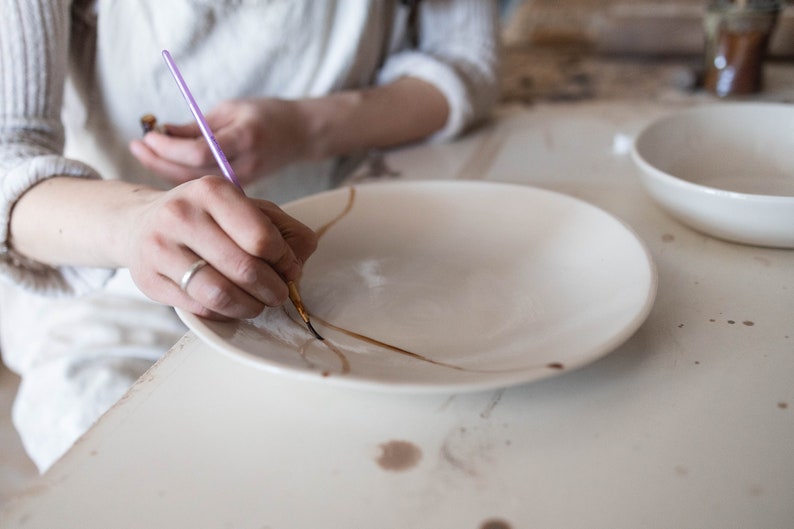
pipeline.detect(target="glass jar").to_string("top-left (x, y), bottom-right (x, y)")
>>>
top-left (703, 0), bottom-right (781, 97)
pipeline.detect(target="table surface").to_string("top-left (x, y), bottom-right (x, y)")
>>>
top-left (2, 96), bottom-right (793, 529)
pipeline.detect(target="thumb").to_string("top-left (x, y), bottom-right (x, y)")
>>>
top-left (160, 121), bottom-right (202, 138)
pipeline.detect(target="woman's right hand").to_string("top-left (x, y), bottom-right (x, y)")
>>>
top-left (125, 175), bottom-right (317, 320)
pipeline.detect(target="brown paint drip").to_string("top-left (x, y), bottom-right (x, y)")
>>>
top-left (314, 186), bottom-right (356, 239)
top-left (294, 332), bottom-right (350, 377)
top-left (376, 440), bottom-right (422, 472)
top-left (313, 315), bottom-right (467, 372)
top-left (291, 186), bottom-right (568, 377)
top-left (287, 312), bottom-right (351, 374)
top-left (480, 520), bottom-right (512, 529)
top-left (316, 337), bottom-right (351, 374)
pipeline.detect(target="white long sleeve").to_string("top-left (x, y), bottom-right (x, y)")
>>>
top-left (0, 0), bottom-right (501, 296)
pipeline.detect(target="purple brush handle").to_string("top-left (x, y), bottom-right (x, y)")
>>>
top-left (162, 49), bottom-right (243, 191)
top-left (163, 53), bottom-right (321, 338)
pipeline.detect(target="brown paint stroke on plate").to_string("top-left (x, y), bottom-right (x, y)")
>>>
top-left (294, 186), bottom-right (568, 376)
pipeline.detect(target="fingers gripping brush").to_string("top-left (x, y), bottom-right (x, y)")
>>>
top-left (162, 49), bottom-right (324, 341)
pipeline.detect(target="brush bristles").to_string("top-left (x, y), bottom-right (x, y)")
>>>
top-left (306, 320), bottom-right (324, 341)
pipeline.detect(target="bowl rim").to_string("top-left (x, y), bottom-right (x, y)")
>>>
top-left (631, 102), bottom-right (794, 204)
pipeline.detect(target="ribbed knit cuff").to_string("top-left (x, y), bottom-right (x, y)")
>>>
top-left (377, 50), bottom-right (473, 143)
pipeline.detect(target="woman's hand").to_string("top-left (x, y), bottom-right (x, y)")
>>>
top-left (125, 175), bottom-right (317, 320)
top-left (130, 78), bottom-right (450, 187)
top-left (129, 98), bottom-right (313, 187)
top-left (9, 176), bottom-right (316, 319)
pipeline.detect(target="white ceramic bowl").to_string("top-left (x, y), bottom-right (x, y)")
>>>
top-left (631, 103), bottom-right (794, 248)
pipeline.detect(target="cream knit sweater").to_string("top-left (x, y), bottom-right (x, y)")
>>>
top-left (0, 0), bottom-right (501, 296)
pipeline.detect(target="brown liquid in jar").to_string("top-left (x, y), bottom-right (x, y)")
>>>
top-left (703, 2), bottom-right (780, 97)
top-left (704, 28), bottom-right (773, 96)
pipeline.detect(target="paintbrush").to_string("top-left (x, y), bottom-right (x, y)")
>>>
top-left (162, 49), bottom-right (323, 341)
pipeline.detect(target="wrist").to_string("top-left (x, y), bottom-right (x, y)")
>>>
top-left (109, 184), bottom-right (162, 269)
top-left (291, 78), bottom-right (448, 163)
top-left (8, 177), bottom-right (161, 269)
top-left (294, 91), bottom-right (363, 161)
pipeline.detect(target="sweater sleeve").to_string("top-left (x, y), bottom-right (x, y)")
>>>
top-left (377, 0), bottom-right (502, 142)
top-left (0, 0), bottom-right (114, 296)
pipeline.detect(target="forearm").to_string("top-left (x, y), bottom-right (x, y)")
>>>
top-left (9, 173), bottom-right (318, 318)
top-left (298, 77), bottom-right (449, 160)
top-left (9, 177), bottom-right (155, 269)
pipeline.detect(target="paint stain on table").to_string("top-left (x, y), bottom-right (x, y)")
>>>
top-left (480, 519), bottom-right (512, 529)
top-left (376, 440), bottom-right (422, 472)
top-left (708, 318), bottom-right (755, 327)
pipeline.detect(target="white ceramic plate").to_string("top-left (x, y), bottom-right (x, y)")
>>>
top-left (178, 181), bottom-right (656, 393)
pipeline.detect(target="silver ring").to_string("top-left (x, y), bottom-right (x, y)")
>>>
top-left (179, 259), bottom-right (208, 292)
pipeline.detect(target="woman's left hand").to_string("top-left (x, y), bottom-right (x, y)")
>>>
top-left (129, 98), bottom-right (312, 186)
top-left (130, 77), bottom-right (450, 188)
